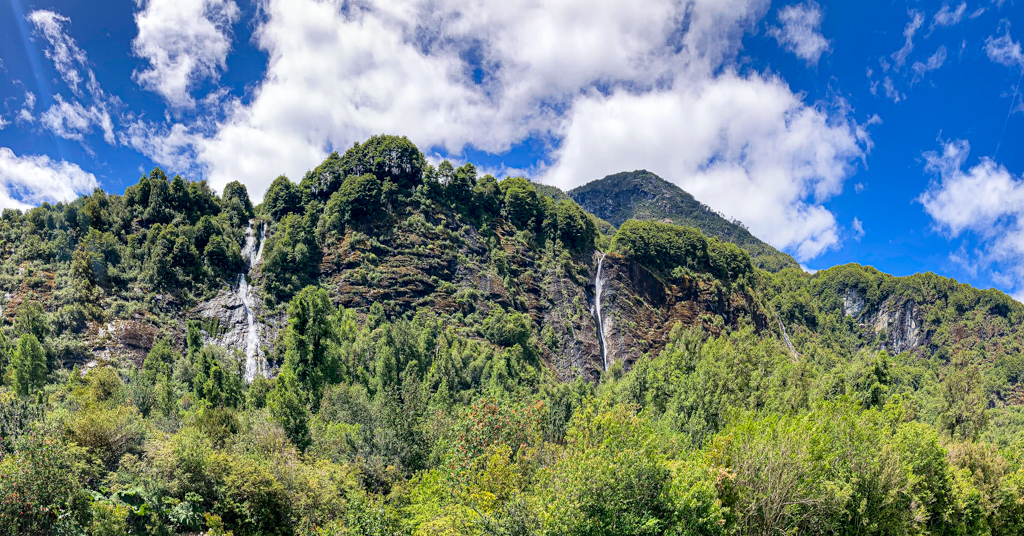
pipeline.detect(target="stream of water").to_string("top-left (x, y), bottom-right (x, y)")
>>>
top-left (238, 222), bottom-right (265, 381)
top-left (592, 252), bottom-right (608, 372)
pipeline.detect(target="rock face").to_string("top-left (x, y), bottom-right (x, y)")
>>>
top-left (193, 221), bottom-right (273, 380)
top-left (594, 253), bottom-right (767, 373)
top-left (873, 298), bottom-right (922, 354)
top-left (312, 213), bottom-right (766, 383)
top-left (843, 288), bottom-right (866, 318)
top-left (85, 320), bottom-right (157, 366)
top-left (838, 287), bottom-right (925, 355)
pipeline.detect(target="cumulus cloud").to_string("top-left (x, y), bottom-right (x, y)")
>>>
top-left (768, 1), bottom-right (831, 65)
top-left (132, 0), bottom-right (240, 107)
top-left (26, 10), bottom-right (89, 94)
top-left (930, 2), bottom-right (967, 31)
top-left (131, 0), bottom-right (867, 261)
top-left (40, 95), bottom-right (115, 144)
top-left (986, 28), bottom-right (1024, 68)
top-left (919, 140), bottom-right (1024, 292)
top-left (539, 73), bottom-right (866, 260)
top-left (0, 147), bottom-right (98, 210)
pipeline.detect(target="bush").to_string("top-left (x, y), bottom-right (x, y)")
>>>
top-left (0, 433), bottom-right (88, 535)
top-left (537, 404), bottom-right (679, 536)
top-left (67, 403), bottom-right (147, 471)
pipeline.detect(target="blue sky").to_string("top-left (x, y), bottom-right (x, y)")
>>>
top-left (1, 0), bottom-right (1023, 299)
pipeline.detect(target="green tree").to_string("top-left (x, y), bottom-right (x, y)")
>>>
top-left (501, 177), bottom-right (542, 233)
top-left (14, 300), bottom-right (50, 343)
top-left (300, 150), bottom-right (345, 202)
top-left (10, 334), bottom-right (46, 396)
top-left (262, 175), bottom-right (302, 221)
top-left (334, 173), bottom-right (385, 228)
top-left (0, 433), bottom-right (88, 536)
top-left (339, 134), bottom-right (426, 191)
top-left (267, 371), bottom-right (311, 451)
top-left (445, 162), bottom-right (477, 213)
top-left (222, 180), bottom-right (254, 218)
top-left (261, 213), bottom-right (321, 304)
top-left (473, 174), bottom-right (503, 224)
top-left (537, 404), bottom-right (685, 536)
top-left (940, 364), bottom-right (989, 440)
top-left (554, 199), bottom-right (597, 255)
top-left (282, 286), bottom-right (339, 410)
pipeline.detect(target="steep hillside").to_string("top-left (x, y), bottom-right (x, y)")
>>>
top-left (568, 170), bottom-right (800, 272)
top-left (765, 264), bottom-right (1024, 409)
top-left (0, 137), bottom-right (760, 385)
top-left (0, 135), bottom-right (1022, 536)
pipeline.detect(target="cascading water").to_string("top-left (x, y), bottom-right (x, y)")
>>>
top-left (775, 313), bottom-right (799, 362)
top-left (255, 222), bottom-right (266, 263)
top-left (237, 222), bottom-right (265, 381)
top-left (591, 252), bottom-right (608, 371)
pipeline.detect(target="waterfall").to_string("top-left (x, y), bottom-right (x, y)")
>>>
top-left (591, 252), bottom-right (608, 371)
top-left (255, 222), bottom-right (266, 264)
top-left (775, 313), bottom-right (799, 362)
top-left (237, 221), bottom-right (265, 382)
top-left (242, 222), bottom-right (259, 266)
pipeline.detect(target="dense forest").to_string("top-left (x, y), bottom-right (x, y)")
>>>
top-left (0, 135), bottom-right (1022, 535)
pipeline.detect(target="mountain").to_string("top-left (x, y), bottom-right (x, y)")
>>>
top-left (568, 170), bottom-right (800, 272)
top-left (0, 135), bottom-right (1021, 535)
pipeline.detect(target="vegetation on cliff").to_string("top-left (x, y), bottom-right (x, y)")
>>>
top-left (0, 135), bottom-right (1021, 535)
top-left (569, 170), bottom-right (800, 272)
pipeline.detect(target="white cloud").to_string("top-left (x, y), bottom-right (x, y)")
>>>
top-left (768, 1), bottom-right (831, 65)
top-left (919, 140), bottom-right (1024, 292)
top-left (539, 72), bottom-right (867, 260)
top-left (129, 0), bottom-right (867, 261)
top-left (0, 117), bottom-right (8, 130)
top-left (912, 46), bottom-right (948, 79)
top-left (930, 2), bottom-right (967, 31)
top-left (40, 95), bottom-right (115, 144)
top-left (190, 0), bottom-right (766, 192)
top-left (120, 118), bottom-right (198, 174)
top-left (132, 0), bottom-right (240, 108)
top-left (883, 77), bottom-right (904, 103)
top-left (27, 10), bottom-right (89, 94)
top-left (0, 147), bottom-right (98, 210)
top-left (25, 11), bottom-right (120, 148)
top-left (852, 217), bottom-right (865, 240)
top-left (891, 11), bottom-right (924, 70)
top-left (986, 28), bottom-right (1024, 68)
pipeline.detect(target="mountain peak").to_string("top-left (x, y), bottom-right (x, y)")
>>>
top-left (568, 170), bottom-right (800, 272)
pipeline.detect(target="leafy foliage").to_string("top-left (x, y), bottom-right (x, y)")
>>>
top-left (570, 170), bottom-right (799, 272)
top-left (0, 134), bottom-right (1019, 535)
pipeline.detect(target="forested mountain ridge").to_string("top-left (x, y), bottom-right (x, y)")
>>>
top-left (567, 170), bottom-right (801, 272)
top-left (0, 135), bottom-right (1021, 535)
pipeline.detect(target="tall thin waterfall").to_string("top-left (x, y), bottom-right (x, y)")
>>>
top-left (238, 222), bottom-right (264, 381)
top-left (775, 313), bottom-right (799, 362)
top-left (591, 252), bottom-right (608, 371)
top-left (255, 222), bottom-right (266, 264)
